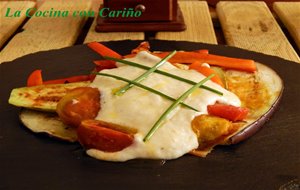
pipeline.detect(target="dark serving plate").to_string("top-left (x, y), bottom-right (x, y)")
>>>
top-left (0, 40), bottom-right (299, 190)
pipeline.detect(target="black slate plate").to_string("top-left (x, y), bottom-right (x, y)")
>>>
top-left (0, 40), bottom-right (299, 190)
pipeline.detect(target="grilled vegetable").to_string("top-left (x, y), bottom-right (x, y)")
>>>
top-left (56, 87), bottom-right (101, 127)
top-left (191, 115), bottom-right (237, 150)
top-left (9, 81), bottom-right (90, 112)
top-left (207, 103), bottom-right (249, 122)
top-left (20, 109), bottom-right (77, 142)
top-left (189, 61), bottom-right (224, 87)
top-left (78, 120), bottom-right (135, 152)
top-left (27, 69), bottom-right (43, 87)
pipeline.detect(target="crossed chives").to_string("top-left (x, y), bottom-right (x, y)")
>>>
top-left (96, 73), bottom-right (199, 112)
top-left (104, 56), bottom-right (223, 96)
top-left (114, 51), bottom-right (176, 96)
top-left (143, 74), bottom-right (214, 142)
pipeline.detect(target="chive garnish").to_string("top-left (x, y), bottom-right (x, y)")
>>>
top-left (104, 56), bottom-right (223, 96)
top-left (143, 74), bottom-right (214, 142)
top-left (114, 51), bottom-right (176, 96)
top-left (96, 72), bottom-right (199, 112)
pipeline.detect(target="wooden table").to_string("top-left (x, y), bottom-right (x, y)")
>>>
top-left (1, 0), bottom-right (300, 63)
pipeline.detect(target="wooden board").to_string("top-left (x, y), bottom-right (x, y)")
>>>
top-left (155, 1), bottom-right (217, 44)
top-left (0, 0), bottom-right (92, 63)
top-left (0, 1), bottom-right (36, 48)
top-left (273, 2), bottom-right (300, 51)
top-left (216, 1), bottom-right (300, 63)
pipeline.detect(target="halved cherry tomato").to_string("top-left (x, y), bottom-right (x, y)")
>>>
top-left (207, 103), bottom-right (249, 122)
top-left (56, 87), bottom-right (100, 127)
top-left (78, 120), bottom-right (134, 152)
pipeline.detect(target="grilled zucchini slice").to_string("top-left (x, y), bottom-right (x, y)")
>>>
top-left (9, 82), bottom-right (90, 112)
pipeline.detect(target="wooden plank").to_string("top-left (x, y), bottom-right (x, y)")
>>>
top-left (216, 1), bottom-right (300, 63)
top-left (0, 0), bottom-right (92, 63)
top-left (0, 1), bottom-right (36, 48)
top-left (83, 0), bottom-right (144, 43)
top-left (155, 1), bottom-right (217, 44)
top-left (273, 2), bottom-right (300, 51)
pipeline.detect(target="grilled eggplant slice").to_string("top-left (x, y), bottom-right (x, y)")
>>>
top-left (191, 62), bottom-right (283, 156)
top-left (225, 62), bottom-right (283, 144)
top-left (9, 82), bottom-right (90, 112)
top-left (19, 109), bottom-right (77, 142)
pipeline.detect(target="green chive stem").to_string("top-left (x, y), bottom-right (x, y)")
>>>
top-left (114, 51), bottom-right (176, 96)
top-left (143, 74), bottom-right (215, 142)
top-left (96, 72), bottom-right (199, 112)
top-left (104, 56), bottom-right (223, 96)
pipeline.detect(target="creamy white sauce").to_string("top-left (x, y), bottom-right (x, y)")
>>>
top-left (88, 51), bottom-right (241, 161)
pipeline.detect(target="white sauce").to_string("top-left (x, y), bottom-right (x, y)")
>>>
top-left (88, 51), bottom-right (241, 161)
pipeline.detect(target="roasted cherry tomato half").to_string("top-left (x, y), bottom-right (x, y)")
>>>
top-left (78, 120), bottom-right (134, 152)
top-left (56, 87), bottom-right (100, 127)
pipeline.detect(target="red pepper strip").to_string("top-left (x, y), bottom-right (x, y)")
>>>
top-left (131, 41), bottom-right (150, 54)
top-left (89, 68), bottom-right (99, 81)
top-left (194, 49), bottom-right (209, 54)
top-left (93, 60), bottom-right (117, 70)
top-left (78, 120), bottom-right (134, 152)
top-left (87, 42), bottom-right (122, 59)
top-left (124, 49), bottom-right (208, 59)
top-left (207, 103), bottom-right (249, 122)
top-left (196, 54), bottom-right (256, 72)
top-left (27, 69), bottom-right (91, 87)
top-left (153, 52), bottom-right (256, 72)
top-left (189, 61), bottom-right (224, 87)
top-left (89, 60), bottom-right (118, 81)
top-left (27, 69), bottom-right (43, 87)
top-left (43, 75), bottom-right (90, 85)
top-left (152, 52), bottom-right (208, 64)
top-left (123, 54), bottom-right (137, 58)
